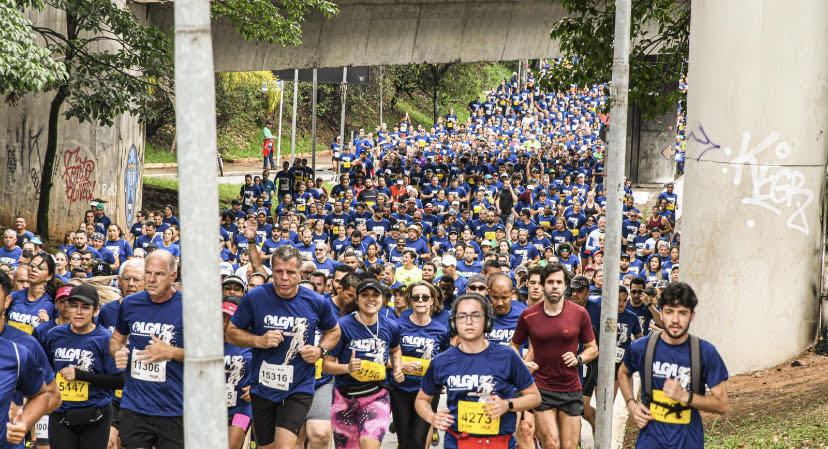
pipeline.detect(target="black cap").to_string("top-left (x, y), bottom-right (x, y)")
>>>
top-left (570, 275), bottom-right (590, 291)
top-left (91, 260), bottom-right (113, 276)
top-left (231, 199), bottom-right (241, 206)
top-left (625, 243), bottom-right (636, 251)
top-left (620, 253), bottom-right (630, 260)
top-left (356, 280), bottom-right (384, 295)
top-left (68, 283), bottom-right (99, 307)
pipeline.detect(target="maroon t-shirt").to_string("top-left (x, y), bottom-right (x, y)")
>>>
top-left (511, 300), bottom-right (595, 392)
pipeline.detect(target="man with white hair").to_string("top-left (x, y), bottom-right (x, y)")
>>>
top-left (0, 229), bottom-right (22, 267)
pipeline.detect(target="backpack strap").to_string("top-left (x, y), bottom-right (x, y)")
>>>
top-left (642, 330), bottom-right (662, 404)
top-left (13, 341), bottom-right (20, 387)
top-left (689, 334), bottom-right (703, 394)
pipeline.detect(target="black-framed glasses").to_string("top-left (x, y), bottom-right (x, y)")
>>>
top-left (455, 312), bottom-right (484, 322)
top-left (411, 295), bottom-right (431, 303)
top-left (467, 285), bottom-right (487, 292)
top-left (630, 289), bottom-right (644, 294)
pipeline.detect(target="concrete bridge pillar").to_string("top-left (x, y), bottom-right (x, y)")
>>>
top-left (682, 0), bottom-right (828, 374)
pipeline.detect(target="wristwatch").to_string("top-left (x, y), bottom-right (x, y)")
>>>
top-left (577, 355), bottom-right (584, 366)
top-left (508, 400), bottom-right (515, 411)
top-left (317, 346), bottom-right (329, 360)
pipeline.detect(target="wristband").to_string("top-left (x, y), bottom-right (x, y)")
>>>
top-left (247, 238), bottom-right (256, 244)
top-left (686, 391), bottom-right (693, 404)
top-left (577, 355), bottom-right (583, 366)
top-left (508, 400), bottom-right (514, 411)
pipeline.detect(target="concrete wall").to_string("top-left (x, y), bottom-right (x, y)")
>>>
top-left (144, 0), bottom-right (565, 72)
top-left (0, 4), bottom-right (144, 240)
top-left (682, 0), bottom-right (827, 374)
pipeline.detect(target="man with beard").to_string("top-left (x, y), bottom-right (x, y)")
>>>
top-left (626, 277), bottom-right (664, 335)
top-left (510, 263), bottom-right (598, 449)
top-left (619, 282), bottom-right (729, 449)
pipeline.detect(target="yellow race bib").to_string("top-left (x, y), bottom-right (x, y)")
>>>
top-left (314, 359), bottom-right (323, 380)
top-left (401, 356), bottom-right (430, 377)
top-left (484, 232), bottom-right (496, 241)
top-left (57, 373), bottom-right (89, 402)
top-left (457, 400), bottom-right (500, 435)
top-left (8, 321), bottom-right (33, 335)
top-left (351, 360), bottom-right (386, 382)
top-left (473, 205), bottom-right (482, 214)
top-left (649, 389), bottom-right (691, 424)
top-left (343, 161), bottom-right (351, 168)
top-left (115, 389), bottom-right (123, 399)
top-left (571, 229), bottom-right (579, 237)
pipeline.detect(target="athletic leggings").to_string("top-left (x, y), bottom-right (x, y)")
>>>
top-left (48, 406), bottom-right (112, 449)
top-left (389, 387), bottom-right (440, 449)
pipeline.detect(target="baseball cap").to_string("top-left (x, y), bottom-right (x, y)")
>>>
top-left (30, 236), bottom-right (43, 245)
top-left (620, 253), bottom-right (630, 260)
top-left (231, 199), bottom-right (241, 206)
top-left (584, 265), bottom-right (597, 272)
top-left (222, 275), bottom-right (246, 288)
top-left (356, 280), bottom-right (384, 295)
top-left (441, 255), bottom-right (457, 266)
top-left (570, 275), bottom-right (590, 290)
top-left (92, 232), bottom-right (105, 241)
top-left (96, 203), bottom-right (105, 210)
top-left (656, 280), bottom-right (669, 288)
top-left (91, 260), bottom-right (112, 276)
top-left (468, 274), bottom-right (488, 286)
top-left (68, 283), bottom-right (99, 307)
top-left (625, 243), bottom-right (636, 251)
top-left (55, 285), bottom-right (74, 301)
top-left (220, 262), bottom-right (234, 277)
top-left (222, 295), bottom-right (242, 316)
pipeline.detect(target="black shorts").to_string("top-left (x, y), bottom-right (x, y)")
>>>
top-left (535, 389), bottom-right (584, 417)
top-left (250, 393), bottom-right (314, 445)
top-left (110, 401), bottom-right (121, 430)
top-left (582, 359), bottom-right (599, 396)
top-left (119, 408), bottom-right (183, 449)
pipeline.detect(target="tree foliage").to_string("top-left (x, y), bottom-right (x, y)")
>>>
top-left (544, 0), bottom-right (689, 119)
top-left (0, 0), bottom-right (67, 101)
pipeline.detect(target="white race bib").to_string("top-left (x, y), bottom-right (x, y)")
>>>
top-left (615, 347), bottom-right (625, 363)
top-left (225, 384), bottom-right (238, 408)
top-left (259, 361), bottom-right (293, 391)
top-left (35, 415), bottom-right (49, 439)
top-left (131, 348), bottom-right (167, 382)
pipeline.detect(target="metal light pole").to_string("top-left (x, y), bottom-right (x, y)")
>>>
top-left (276, 79), bottom-right (284, 167)
top-left (312, 68), bottom-right (318, 174)
top-left (173, 0), bottom-right (226, 447)
top-left (339, 66), bottom-right (348, 147)
top-left (595, 0), bottom-right (631, 448)
top-left (379, 66), bottom-right (384, 126)
top-left (290, 68), bottom-right (298, 165)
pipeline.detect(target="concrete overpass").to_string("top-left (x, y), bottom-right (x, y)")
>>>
top-left (143, 0), bottom-right (566, 72)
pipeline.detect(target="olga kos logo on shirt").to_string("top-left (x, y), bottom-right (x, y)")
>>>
top-left (263, 315), bottom-right (307, 330)
top-left (652, 361), bottom-right (691, 390)
top-left (225, 355), bottom-right (246, 387)
top-left (486, 329), bottom-right (515, 344)
top-left (54, 348), bottom-right (95, 371)
top-left (8, 312), bottom-right (41, 327)
top-left (131, 321), bottom-right (176, 345)
top-left (401, 336), bottom-right (436, 359)
top-left (349, 339), bottom-right (387, 364)
top-left (446, 374), bottom-right (496, 393)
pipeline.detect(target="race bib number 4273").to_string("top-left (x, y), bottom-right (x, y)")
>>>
top-left (131, 348), bottom-right (167, 382)
top-left (457, 400), bottom-right (499, 435)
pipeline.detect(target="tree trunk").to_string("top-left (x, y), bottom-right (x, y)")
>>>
top-left (37, 87), bottom-right (68, 237)
top-left (432, 84), bottom-right (438, 124)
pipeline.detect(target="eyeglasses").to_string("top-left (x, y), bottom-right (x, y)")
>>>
top-left (301, 271), bottom-right (314, 275)
top-left (630, 289), bottom-right (644, 294)
top-left (455, 312), bottom-right (484, 322)
top-left (70, 256), bottom-right (81, 261)
top-left (467, 285), bottom-right (487, 292)
top-left (411, 295), bottom-right (431, 303)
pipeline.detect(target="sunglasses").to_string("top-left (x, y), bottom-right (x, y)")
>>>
top-left (411, 295), bottom-right (431, 303)
top-left (630, 289), bottom-right (644, 294)
top-left (467, 285), bottom-right (487, 292)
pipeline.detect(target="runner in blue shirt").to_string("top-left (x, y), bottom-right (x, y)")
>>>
top-left (7, 252), bottom-right (58, 335)
top-left (619, 282), bottom-right (729, 449)
top-left (45, 283), bottom-right (124, 449)
top-left (0, 229), bottom-right (23, 267)
top-left (110, 250), bottom-right (185, 449)
top-left (323, 279), bottom-right (404, 449)
top-left (389, 282), bottom-right (450, 449)
top-left (227, 245), bottom-right (340, 449)
top-left (486, 275), bottom-right (528, 346)
top-left (220, 295), bottom-right (254, 449)
top-left (416, 293), bottom-right (540, 449)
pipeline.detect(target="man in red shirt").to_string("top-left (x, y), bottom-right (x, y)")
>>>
top-left (510, 263), bottom-right (598, 449)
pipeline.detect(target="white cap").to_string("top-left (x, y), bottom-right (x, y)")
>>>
top-left (440, 255), bottom-right (457, 266)
top-left (220, 262), bottom-right (234, 277)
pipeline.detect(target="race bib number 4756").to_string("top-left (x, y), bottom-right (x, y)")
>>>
top-left (131, 348), bottom-right (167, 382)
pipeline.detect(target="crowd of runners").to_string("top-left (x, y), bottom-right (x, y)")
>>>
top-left (0, 65), bottom-right (728, 449)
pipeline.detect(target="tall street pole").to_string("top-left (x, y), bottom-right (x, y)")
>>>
top-left (290, 68), bottom-right (298, 165)
top-left (173, 0), bottom-right (226, 447)
top-left (312, 68), bottom-right (318, 174)
top-left (276, 80), bottom-right (283, 167)
top-left (339, 67), bottom-right (348, 148)
top-left (595, 0), bottom-right (631, 448)
top-left (379, 66), bottom-right (384, 126)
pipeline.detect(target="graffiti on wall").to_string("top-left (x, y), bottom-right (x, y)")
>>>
top-left (690, 126), bottom-right (815, 235)
top-left (124, 144), bottom-right (139, 226)
top-left (5, 116), bottom-right (44, 199)
top-left (61, 147), bottom-right (96, 216)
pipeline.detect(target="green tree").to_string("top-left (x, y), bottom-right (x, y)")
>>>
top-left (4, 0), bottom-right (337, 237)
top-left (544, 0), bottom-right (689, 119)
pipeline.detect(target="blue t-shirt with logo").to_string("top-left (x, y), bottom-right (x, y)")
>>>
top-left (420, 344), bottom-right (534, 448)
top-left (224, 343), bottom-right (253, 418)
top-left (389, 316), bottom-right (450, 394)
top-left (230, 285), bottom-right (338, 402)
top-left (0, 247), bottom-right (22, 267)
top-left (115, 290), bottom-right (184, 416)
top-left (0, 324), bottom-right (55, 406)
top-left (0, 338), bottom-right (45, 449)
top-left (104, 239), bottom-right (133, 265)
top-left (330, 312), bottom-right (401, 388)
top-left (97, 300), bottom-right (121, 334)
top-left (623, 335), bottom-right (729, 449)
top-left (486, 301), bottom-right (528, 346)
top-left (7, 289), bottom-right (55, 335)
top-left (45, 324), bottom-right (122, 412)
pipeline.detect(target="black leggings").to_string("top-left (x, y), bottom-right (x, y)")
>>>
top-left (389, 387), bottom-right (439, 449)
top-left (48, 406), bottom-right (112, 449)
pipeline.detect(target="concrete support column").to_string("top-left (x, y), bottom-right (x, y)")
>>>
top-left (682, 0), bottom-right (828, 374)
